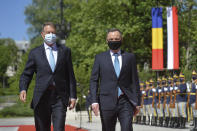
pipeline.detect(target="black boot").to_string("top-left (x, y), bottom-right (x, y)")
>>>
top-left (191, 117), bottom-right (197, 131)
top-left (191, 117), bottom-right (194, 126)
top-left (164, 117), bottom-right (170, 127)
top-left (181, 117), bottom-right (186, 129)
top-left (174, 117), bottom-right (180, 128)
top-left (169, 117), bottom-right (174, 128)
top-left (136, 116), bottom-right (139, 124)
top-left (179, 117), bottom-right (183, 129)
top-left (139, 116), bottom-right (141, 124)
top-left (143, 116), bottom-right (146, 125)
top-left (148, 116), bottom-right (150, 125)
top-left (151, 116), bottom-right (155, 126)
top-left (159, 117), bottom-right (163, 127)
top-left (154, 117), bottom-right (157, 126)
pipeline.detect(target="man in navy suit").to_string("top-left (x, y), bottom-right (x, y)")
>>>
top-left (90, 28), bottom-right (141, 131)
top-left (19, 22), bottom-right (77, 131)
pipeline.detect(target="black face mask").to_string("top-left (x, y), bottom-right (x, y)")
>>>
top-left (192, 76), bottom-right (196, 80)
top-left (180, 78), bottom-right (184, 82)
top-left (108, 41), bottom-right (121, 50)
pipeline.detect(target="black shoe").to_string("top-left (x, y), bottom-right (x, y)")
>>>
top-left (174, 117), bottom-right (180, 128)
top-left (164, 117), bottom-right (170, 127)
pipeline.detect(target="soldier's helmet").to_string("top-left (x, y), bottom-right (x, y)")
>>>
top-left (140, 82), bottom-right (144, 87)
top-left (157, 77), bottom-right (161, 85)
top-left (179, 73), bottom-right (185, 82)
top-left (192, 70), bottom-right (197, 75)
top-left (192, 70), bottom-right (197, 80)
top-left (161, 76), bottom-right (167, 86)
top-left (173, 74), bottom-right (178, 83)
top-left (168, 76), bottom-right (173, 84)
top-left (145, 81), bottom-right (150, 88)
top-left (149, 79), bottom-right (154, 87)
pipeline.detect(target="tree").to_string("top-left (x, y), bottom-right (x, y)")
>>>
top-left (0, 38), bottom-right (18, 89)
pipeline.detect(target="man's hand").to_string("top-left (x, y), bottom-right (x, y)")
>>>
top-left (133, 106), bottom-right (140, 116)
top-left (69, 99), bottom-right (76, 110)
top-left (92, 103), bottom-right (99, 116)
top-left (19, 90), bottom-right (27, 103)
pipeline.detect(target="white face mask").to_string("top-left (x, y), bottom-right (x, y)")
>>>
top-left (44, 33), bottom-right (56, 45)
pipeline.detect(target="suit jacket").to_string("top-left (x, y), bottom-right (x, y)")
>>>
top-left (19, 43), bottom-right (77, 109)
top-left (90, 50), bottom-right (141, 110)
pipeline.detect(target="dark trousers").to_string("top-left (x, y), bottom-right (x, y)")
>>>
top-left (34, 89), bottom-right (67, 131)
top-left (100, 95), bottom-right (134, 131)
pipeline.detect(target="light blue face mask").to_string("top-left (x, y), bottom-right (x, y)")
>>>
top-left (44, 33), bottom-right (56, 45)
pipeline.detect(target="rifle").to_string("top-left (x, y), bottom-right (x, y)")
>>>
top-left (141, 93), bottom-right (145, 108)
top-left (163, 87), bottom-right (167, 109)
top-left (157, 89), bottom-right (161, 109)
top-left (152, 88), bottom-right (155, 108)
top-left (187, 84), bottom-right (191, 108)
top-left (172, 84), bottom-right (179, 108)
top-left (169, 87), bottom-right (174, 108)
top-left (195, 84), bottom-right (197, 109)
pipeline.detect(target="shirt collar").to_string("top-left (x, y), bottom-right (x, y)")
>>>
top-left (44, 42), bottom-right (57, 51)
top-left (110, 50), bottom-right (121, 56)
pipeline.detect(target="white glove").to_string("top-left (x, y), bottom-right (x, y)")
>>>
top-left (152, 88), bottom-right (156, 92)
top-left (195, 85), bottom-right (197, 89)
top-left (174, 86), bottom-right (178, 90)
top-left (170, 87), bottom-right (173, 91)
top-left (164, 87), bottom-right (168, 92)
top-left (159, 89), bottom-right (162, 93)
top-left (142, 91), bottom-right (145, 94)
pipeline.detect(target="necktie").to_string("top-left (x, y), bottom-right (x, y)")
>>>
top-left (113, 53), bottom-right (122, 97)
top-left (49, 47), bottom-right (55, 72)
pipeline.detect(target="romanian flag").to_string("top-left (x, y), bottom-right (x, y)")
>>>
top-left (167, 7), bottom-right (179, 70)
top-left (152, 8), bottom-right (163, 70)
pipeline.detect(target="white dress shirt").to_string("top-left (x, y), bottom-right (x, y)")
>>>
top-left (110, 50), bottom-right (122, 70)
top-left (44, 43), bottom-right (58, 65)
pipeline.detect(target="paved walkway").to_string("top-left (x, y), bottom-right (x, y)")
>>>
top-left (0, 111), bottom-right (192, 131)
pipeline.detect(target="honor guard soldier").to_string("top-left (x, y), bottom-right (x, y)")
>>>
top-left (172, 74), bottom-right (180, 128)
top-left (168, 76), bottom-right (175, 128)
top-left (150, 79), bottom-right (157, 126)
top-left (157, 77), bottom-right (164, 127)
top-left (176, 73), bottom-right (187, 128)
top-left (190, 70), bottom-right (197, 131)
top-left (136, 81), bottom-right (144, 124)
top-left (146, 81), bottom-right (152, 125)
top-left (149, 79), bottom-right (156, 126)
top-left (163, 76), bottom-right (171, 127)
top-left (142, 82), bottom-right (149, 125)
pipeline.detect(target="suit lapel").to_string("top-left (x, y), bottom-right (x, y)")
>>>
top-left (119, 50), bottom-right (126, 78)
top-left (54, 43), bottom-right (62, 72)
top-left (41, 44), bottom-right (53, 73)
top-left (106, 50), bottom-right (118, 79)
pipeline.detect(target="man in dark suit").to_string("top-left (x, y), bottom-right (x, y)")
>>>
top-left (90, 28), bottom-right (141, 131)
top-left (19, 22), bottom-right (77, 131)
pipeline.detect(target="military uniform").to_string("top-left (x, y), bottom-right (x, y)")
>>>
top-left (157, 77), bottom-right (164, 127)
top-left (176, 73), bottom-right (187, 128)
top-left (142, 82), bottom-right (149, 125)
top-left (168, 76), bottom-right (176, 128)
top-left (172, 75), bottom-right (180, 128)
top-left (136, 82), bottom-right (145, 124)
top-left (190, 70), bottom-right (197, 131)
top-left (148, 79), bottom-right (157, 126)
top-left (163, 77), bottom-right (170, 127)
